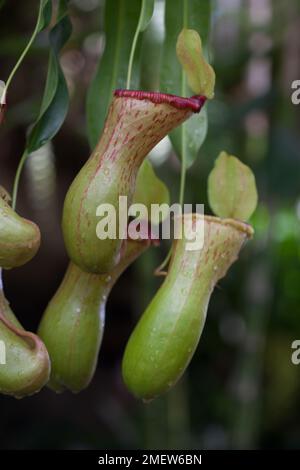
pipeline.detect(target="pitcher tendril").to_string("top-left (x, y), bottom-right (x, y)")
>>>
top-left (2, 2), bottom-right (44, 107)
top-left (126, 0), bottom-right (154, 89)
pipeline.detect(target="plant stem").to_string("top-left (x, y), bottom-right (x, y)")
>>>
top-left (126, 25), bottom-right (140, 89)
top-left (179, 0), bottom-right (188, 207)
top-left (179, 80), bottom-right (187, 208)
top-left (4, 2), bottom-right (43, 210)
top-left (12, 150), bottom-right (28, 210)
top-left (2, 1), bottom-right (43, 103)
top-left (126, 0), bottom-right (144, 89)
top-left (155, 47), bottom-right (188, 277)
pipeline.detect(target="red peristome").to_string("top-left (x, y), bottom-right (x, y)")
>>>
top-left (114, 89), bottom-right (206, 113)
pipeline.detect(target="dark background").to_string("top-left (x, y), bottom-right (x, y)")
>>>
top-left (0, 0), bottom-right (300, 449)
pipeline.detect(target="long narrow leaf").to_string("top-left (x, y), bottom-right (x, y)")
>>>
top-left (1, 0), bottom-right (52, 117)
top-left (160, 0), bottom-right (211, 168)
top-left (37, 0), bottom-right (52, 32)
top-left (26, 0), bottom-right (72, 152)
top-left (86, 0), bottom-right (142, 149)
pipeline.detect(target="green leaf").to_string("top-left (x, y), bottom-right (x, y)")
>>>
top-left (3, 0), bottom-right (53, 104)
top-left (26, 1), bottom-right (72, 152)
top-left (208, 151), bottom-right (258, 221)
top-left (132, 159), bottom-right (170, 222)
top-left (176, 28), bottom-right (215, 98)
top-left (37, 0), bottom-right (52, 32)
top-left (160, 0), bottom-right (211, 168)
top-left (139, 0), bottom-right (155, 32)
top-left (86, 0), bottom-right (142, 149)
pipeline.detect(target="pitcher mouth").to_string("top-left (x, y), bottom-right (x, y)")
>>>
top-left (176, 213), bottom-right (254, 239)
top-left (114, 89), bottom-right (206, 113)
